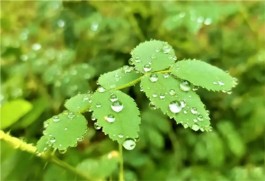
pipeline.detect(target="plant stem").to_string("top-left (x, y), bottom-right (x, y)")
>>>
top-left (118, 143), bottom-right (124, 181)
top-left (0, 130), bottom-right (91, 181)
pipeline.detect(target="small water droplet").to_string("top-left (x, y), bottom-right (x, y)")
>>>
top-left (135, 56), bottom-right (141, 63)
top-left (50, 137), bottom-right (56, 144)
top-left (59, 150), bottom-right (67, 154)
top-left (180, 100), bottom-right (186, 108)
top-left (169, 101), bottom-right (182, 113)
top-left (110, 94), bottom-right (118, 102)
top-left (122, 139), bottom-right (136, 150)
top-left (149, 102), bottom-right (157, 110)
top-left (52, 116), bottom-right (60, 122)
top-left (94, 122), bottom-right (101, 130)
top-left (96, 103), bottom-right (101, 108)
top-left (183, 124), bottom-right (189, 128)
top-left (159, 93), bottom-right (165, 100)
top-left (192, 86), bottom-right (199, 91)
top-left (191, 107), bottom-right (198, 115)
top-left (183, 110), bottom-right (188, 114)
top-left (82, 95), bottom-right (90, 102)
top-left (192, 124), bottom-right (200, 131)
top-left (169, 89), bottom-right (176, 96)
top-left (97, 86), bottom-right (105, 93)
top-left (193, 119), bottom-right (198, 123)
top-left (143, 64), bottom-right (152, 72)
top-left (111, 101), bottom-right (124, 112)
top-left (118, 134), bottom-right (124, 138)
top-left (152, 93), bottom-right (158, 98)
top-left (68, 112), bottom-right (75, 119)
top-left (105, 114), bottom-right (116, 123)
top-left (123, 66), bottom-right (133, 73)
top-left (218, 81), bottom-right (224, 86)
top-left (149, 74), bottom-right (158, 82)
top-left (198, 114), bottom-right (203, 121)
top-left (162, 44), bottom-right (171, 54)
top-left (163, 73), bottom-right (170, 79)
top-left (180, 81), bottom-right (191, 92)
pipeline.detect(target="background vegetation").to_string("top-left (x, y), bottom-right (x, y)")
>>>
top-left (1, 1), bottom-right (264, 181)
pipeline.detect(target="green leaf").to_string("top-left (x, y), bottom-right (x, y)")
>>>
top-left (0, 99), bottom-right (32, 129)
top-left (37, 111), bottom-right (88, 152)
top-left (171, 59), bottom-right (237, 92)
top-left (140, 73), bottom-right (211, 131)
top-left (98, 66), bottom-right (141, 89)
top-left (130, 40), bottom-right (176, 73)
top-left (90, 90), bottom-right (141, 143)
top-left (64, 93), bottom-right (92, 113)
top-left (76, 152), bottom-right (119, 180)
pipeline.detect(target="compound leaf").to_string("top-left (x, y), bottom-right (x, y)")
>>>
top-left (171, 59), bottom-right (237, 92)
top-left (130, 40), bottom-right (177, 73)
top-left (98, 66), bottom-right (141, 89)
top-left (90, 90), bottom-right (140, 143)
top-left (37, 111), bottom-right (87, 152)
top-left (64, 93), bottom-right (92, 113)
top-left (140, 73), bottom-right (211, 131)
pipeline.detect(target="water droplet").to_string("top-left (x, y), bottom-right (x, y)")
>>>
top-left (135, 56), bottom-right (141, 63)
top-left (152, 93), bottom-right (158, 98)
top-left (159, 93), bottom-right (165, 100)
top-left (64, 127), bottom-right (68, 131)
top-left (183, 110), bottom-right (188, 114)
top-left (162, 44), bottom-right (171, 54)
top-left (180, 81), bottom-right (191, 92)
top-left (57, 19), bottom-right (65, 28)
top-left (122, 139), bottom-right (136, 150)
top-left (149, 74), bottom-right (158, 82)
top-left (169, 89), bottom-right (176, 96)
top-left (218, 81), bottom-right (224, 86)
top-left (97, 86), bottom-right (105, 93)
top-left (111, 101), bottom-right (124, 112)
top-left (123, 66), bottom-right (133, 73)
top-left (193, 119), bottom-right (198, 123)
top-left (118, 134), bottom-right (124, 138)
top-left (183, 124), bottom-right (189, 128)
top-left (204, 18), bottom-right (212, 25)
top-left (52, 116), bottom-right (60, 122)
top-left (91, 116), bottom-right (96, 121)
top-left (143, 64), bottom-right (152, 72)
top-left (68, 112), bottom-right (75, 119)
top-left (169, 101), bottom-right (182, 113)
top-left (82, 95), bottom-right (90, 101)
top-left (198, 115), bottom-right (203, 121)
top-left (149, 102), bottom-right (157, 110)
top-left (192, 86), bottom-right (199, 91)
top-left (50, 137), bottom-right (56, 144)
top-left (94, 122), bottom-right (101, 130)
top-left (163, 73), bottom-right (170, 79)
top-left (110, 94), bottom-right (118, 102)
top-left (192, 124), bottom-right (200, 131)
top-left (180, 100), bottom-right (186, 108)
top-left (59, 150), bottom-right (67, 154)
top-left (44, 122), bottom-right (49, 128)
top-left (105, 114), bottom-right (116, 123)
top-left (96, 103), bottom-right (101, 108)
top-left (191, 107), bottom-right (198, 115)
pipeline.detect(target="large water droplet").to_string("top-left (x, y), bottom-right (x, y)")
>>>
top-left (143, 64), bottom-right (151, 72)
top-left (169, 101), bottom-right (182, 113)
top-left (149, 74), bottom-right (158, 82)
top-left (180, 81), bottom-right (191, 92)
top-left (111, 101), bottom-right (124, 112)
top-left (105, 114), bottom-right (116, 123)
top-left (110, 94), bottom-right (118, 102)
top-left (94, 122), bottom-right (101, 130)
top-left (191, 107), bottom-right (198, 115)
top-left (192, 124), bottom-right (200, 131)
top-left (122, 139), bottom-right (136, 150)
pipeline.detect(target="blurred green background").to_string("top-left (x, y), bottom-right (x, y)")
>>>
top-left (1, 1), bottom-right (265, 181)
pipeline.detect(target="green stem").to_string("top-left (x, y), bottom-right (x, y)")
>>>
top-left (0, 130), bottom-right (91, 181)
top-left (119, 143), bottom-right (124, 181)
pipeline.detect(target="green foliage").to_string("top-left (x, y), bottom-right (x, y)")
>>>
top-left (171, 59), bottom-right (237, 92)
top-left (37, 111), bottom-right (88, 152)
top-left (140, 73), bottom-right (211, 131)
top-left (0, 99), bottom-right (32, 129)
top-left (90, 90), bottom-right (141, 144)
top-left (1, 1), bottom-right (264, 181)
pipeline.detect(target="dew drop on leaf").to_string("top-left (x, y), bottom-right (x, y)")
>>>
top-left (96, 103), bottom-right (101, 108)
top-left (152, 93), bottom-right (158, 98)
top-left (218, 81), bottom-right (225, 86)
top-left (163, 73), bottom-right (170, 79)
top-left (64, 127), bottom-right (68, 131)
top-left (82, 96), bottom-right (90, 102)
top-left (135, 56), bottom-right (141, 63)
top-left (159, 93), bottom-right (165, 100)
top-left (180, 81), bottom-right (191, 91)
top-left (97, 86), bottom-right (105, 93)
top-left (50, 137), bottom-right (56, 144)
top-left (52, 116), bottom-right (60, 122)
top-left (143, 64), bottom-right (152, 72)
top-left (111, 100), bottom-right (124, 112)
top-left (110, 94), bottom-right (118, 102)
top-left (191, 107), bottom-right (198, 115)
top-left (169, 89), bottom-right (176, 96)
top-left (198, 114), bottom-right (203, 121)
top-left (162, 44), bottom-right (171, 54)
top-left (118, 134), bottom-right (124, 139)
top-left (149, 74), bottom-right (158, 82)
top-left (180, 100), bottom-right (186, 108)
top-left (94, 122), bottom-right (101, 130)
top-left (122, 139), bottom-right (136, 150)
top-left (191, 124), bottom-right (200, 131)
top-left (105, 114), bottom-right (116, 123)
top-left (169, 101), bottom-right (182, 113)
top-left (59, 149), bottom-right (67, 154)
top-left (67, 112), bottom-right (75, 119)
top-left (183, 124), bottom-right (189, 128)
